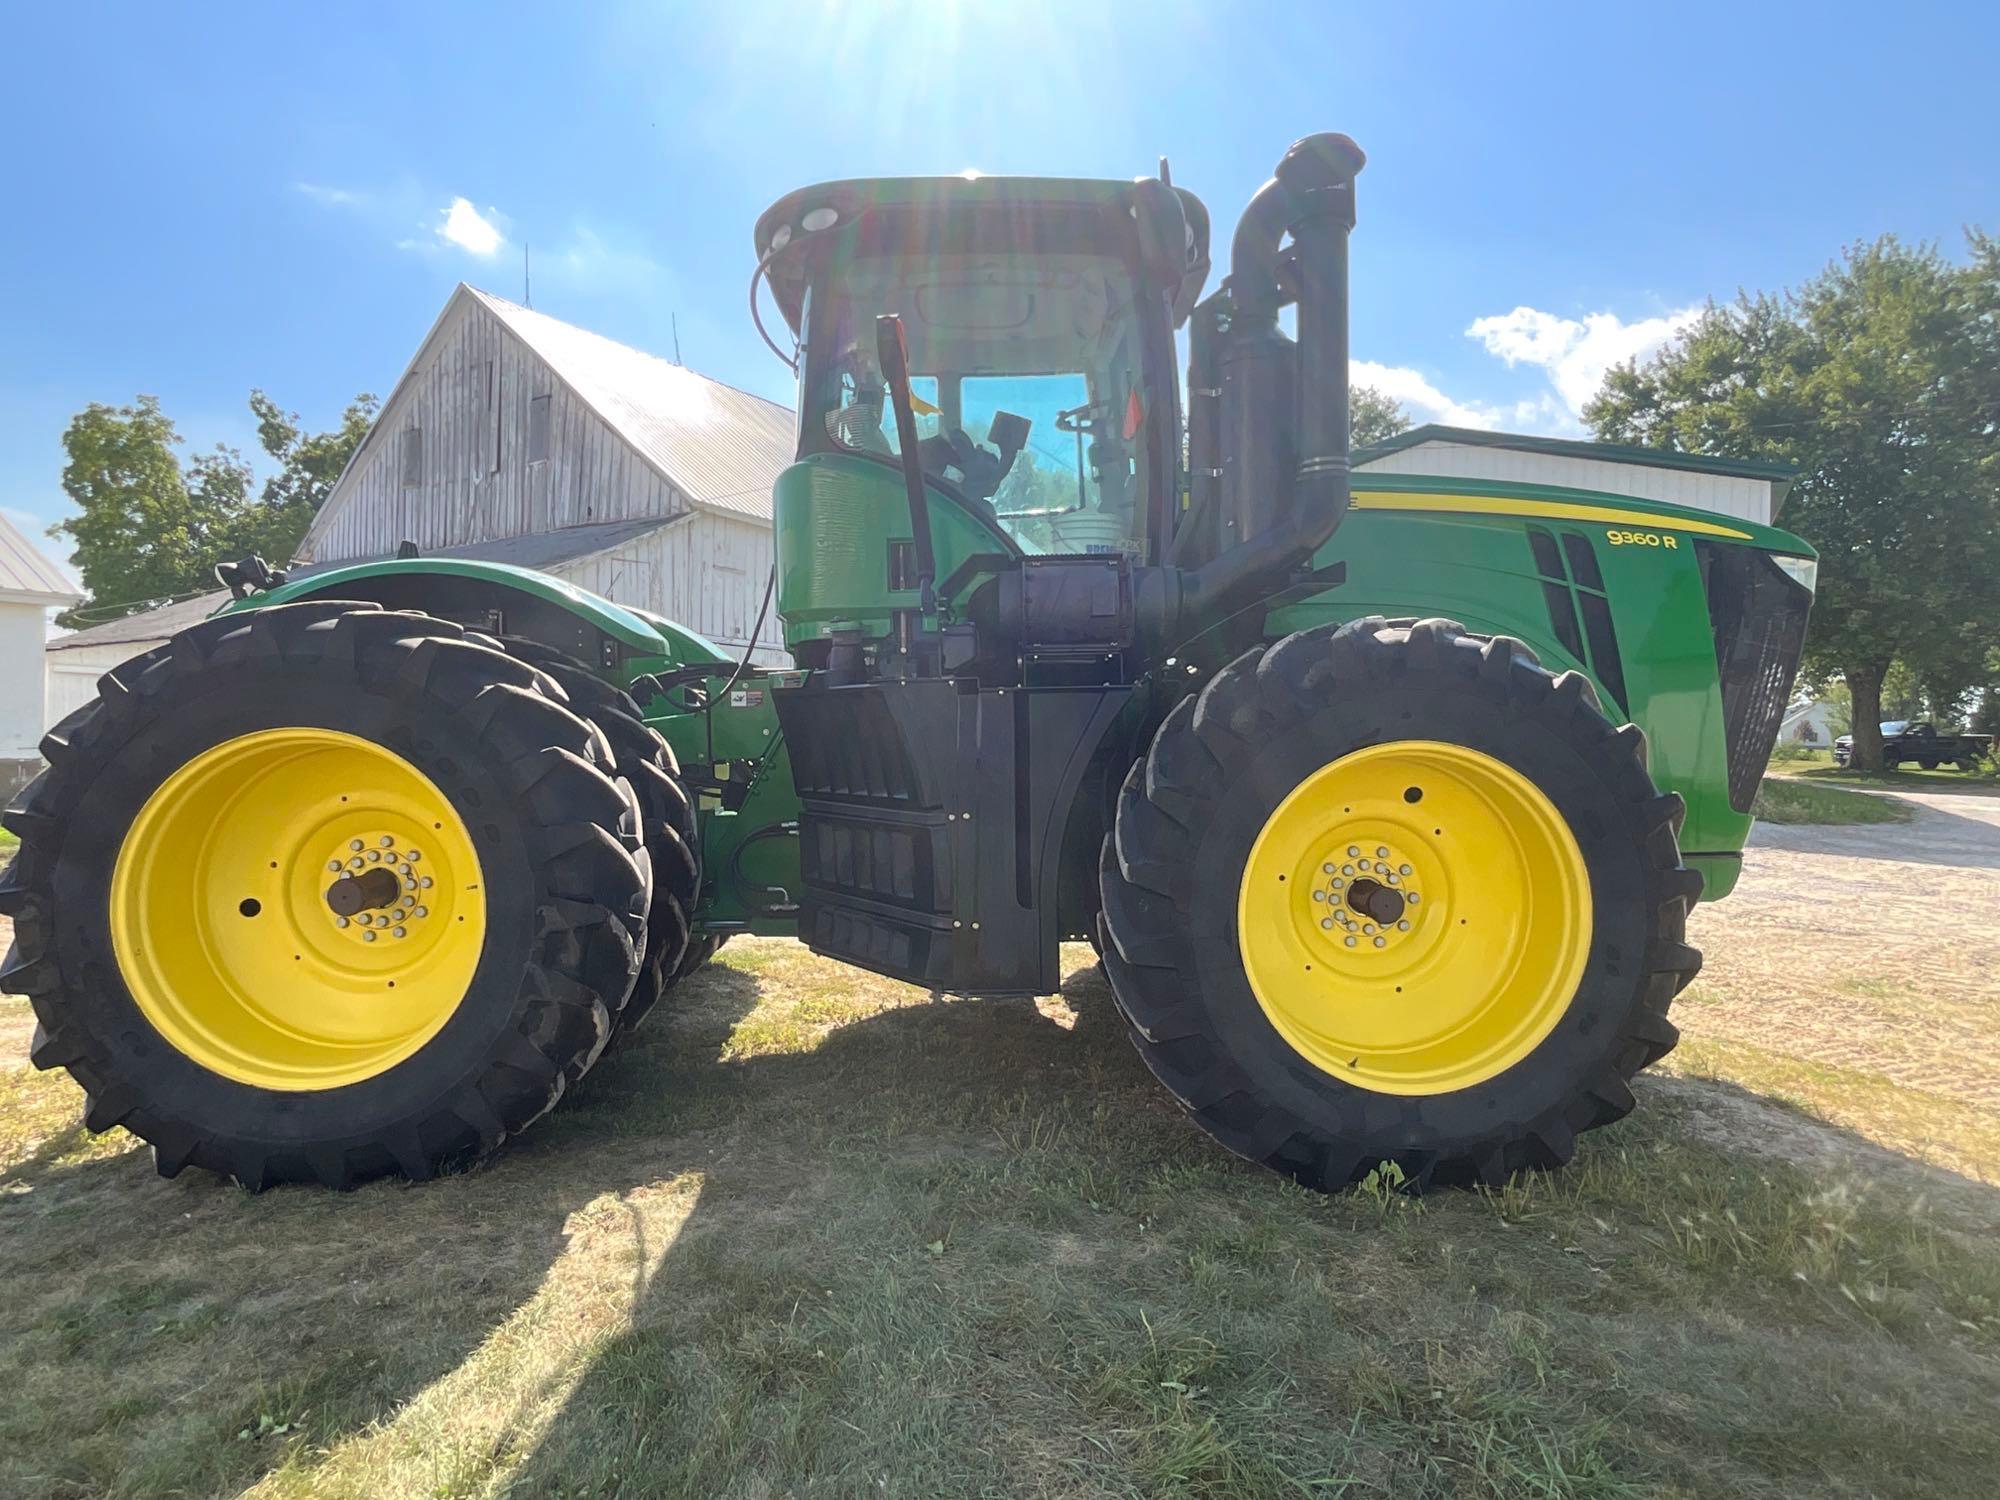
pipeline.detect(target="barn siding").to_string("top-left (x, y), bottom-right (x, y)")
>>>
top-left (307, 296), bottom-right (692, 564)
top-left (556, 515), bottom-right (786, 665)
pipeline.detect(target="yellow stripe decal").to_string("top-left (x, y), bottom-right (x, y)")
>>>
top-left (1349, 489), bottom-right (1753, 540)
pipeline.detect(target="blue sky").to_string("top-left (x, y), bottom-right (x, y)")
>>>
top-left (1, 1), bottom-right (1994, 553)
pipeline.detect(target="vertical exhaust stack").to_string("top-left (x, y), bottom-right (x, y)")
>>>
top-left (1174, 132), bottom-right (1365, 629)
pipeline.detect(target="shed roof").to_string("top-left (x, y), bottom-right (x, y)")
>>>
top-left (469, 287), bottom-right (792, 522)
top-left (1356, 424), bottom-right (1799, 484)
top-left (0, 513), bottom-right (83, 605)
top-left (48, 518), bottom-right (675, 652)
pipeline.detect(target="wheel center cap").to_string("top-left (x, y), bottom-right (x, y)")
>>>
top-left (1345, 876), bottom-right (1405, 925)
top-left (325, 866), bottom-right (402, 916)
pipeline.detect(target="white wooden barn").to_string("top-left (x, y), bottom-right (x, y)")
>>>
top-left (1355, 424), bottom-right (1795, 526)
top-left (302, 284), bottom-right (793, 659)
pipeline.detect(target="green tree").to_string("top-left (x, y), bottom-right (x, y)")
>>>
top-left (54, 397), bottom-right (216, 627)
top-left (54, 391), bottom-right (375, 628)
top-left (1587, 234), bottom-right (2000, 770)
top-left (227, 390), bottom-right (376, 561)
top-left (1350, 384), bottom-right (1412, 448)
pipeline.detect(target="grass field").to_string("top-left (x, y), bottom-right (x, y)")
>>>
top-left (1750, 776), bottom-right (1913, 825)
top-left (1790, 764), bottom-right (2000, 796)
top-left (4, 934), bottom-right (1999, 1499)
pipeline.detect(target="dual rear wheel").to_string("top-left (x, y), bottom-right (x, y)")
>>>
top-left (1, 602), bottom-right (709, 1189)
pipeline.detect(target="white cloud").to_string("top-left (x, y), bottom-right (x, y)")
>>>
top-left (435, 197), bottom-right (506, 257)
top-left (1465, 304), bottom-right (1700, 420)
top-left (293, 181), bottom-right (364, 208)
top-left (1352, 359), bottom-right (1507, 431)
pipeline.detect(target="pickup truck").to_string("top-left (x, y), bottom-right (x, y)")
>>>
top-left (1834, 720), bottom-right (1994, 770)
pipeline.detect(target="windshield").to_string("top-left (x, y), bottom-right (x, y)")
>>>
top-left (1880, 721), bottom-right (1909, 735)
top-left (803, 252), bottom-right (1155, 556)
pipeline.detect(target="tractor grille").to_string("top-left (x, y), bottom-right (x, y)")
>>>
top-left (1698, 543), bottom-right (1813, 813)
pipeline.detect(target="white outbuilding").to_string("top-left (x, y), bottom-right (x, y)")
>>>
top-left (0, 512), bottom-right (84, 795)
top-left (1355, 424), bottom-right (1796, 527)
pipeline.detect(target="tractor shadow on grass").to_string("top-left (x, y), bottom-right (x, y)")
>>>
top-left (7, 947), bottom-right (2000, 1495)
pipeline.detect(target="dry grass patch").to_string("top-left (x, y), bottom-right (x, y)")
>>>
top-left (3, 946), bottom-right (1999, 1498)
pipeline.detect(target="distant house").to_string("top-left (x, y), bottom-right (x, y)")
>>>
top-left (1355, 424), bottom-right (1796, 527)
top-left (1781, 696), bottom-right (1838, 745)
top-left (46, 283), bottom-right (795, 731)
top-left (0, 513), bottom-right (83, 794)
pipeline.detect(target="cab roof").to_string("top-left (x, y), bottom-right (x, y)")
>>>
top-left (753, 174), bottom-right (1210, 335)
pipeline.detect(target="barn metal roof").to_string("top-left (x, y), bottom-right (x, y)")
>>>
top-left (47, 518), bottom-right (675, 652)
top-left (467, 288), bottom-right (793, 522)
top-left (0, 512), bottom-right (82, 604)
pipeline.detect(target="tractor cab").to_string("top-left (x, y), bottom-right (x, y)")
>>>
top-left (755, 176), bottom-right (1209, 565)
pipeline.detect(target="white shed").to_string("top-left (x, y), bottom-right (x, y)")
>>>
top-left (1355, 424), bottom-right (1795, 526)
top-left (0, 513), bottom-right (84, 794)
top-left (302, 283), bottom-right (793, 663)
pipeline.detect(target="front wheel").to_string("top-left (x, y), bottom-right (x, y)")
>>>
top-left (1098, 617), bottom-right (1701, 1191)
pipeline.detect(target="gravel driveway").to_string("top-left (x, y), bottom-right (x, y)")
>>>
top-left (1684, 785), bottom-right (2000, 1109)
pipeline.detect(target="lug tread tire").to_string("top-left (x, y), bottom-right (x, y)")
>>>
top-left (1098, 616), bottom-right (1700, 1193)
top-left (0, 602), bottom-right (648, 1189)
top-left (484, 636), bottom-right (701, 1034)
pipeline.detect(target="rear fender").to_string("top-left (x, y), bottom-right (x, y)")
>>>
top-left (228, 559), bottom-right (731, 680)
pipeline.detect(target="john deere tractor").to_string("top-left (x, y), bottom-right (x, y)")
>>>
top-left (3, 134), bottom-right (1816, 1191)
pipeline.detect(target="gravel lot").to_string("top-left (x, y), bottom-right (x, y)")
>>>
top-left (1684, 786), bottom-right (2000, 1110)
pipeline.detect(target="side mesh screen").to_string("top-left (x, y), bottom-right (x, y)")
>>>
top-left (1697, 542), bottom-right (1813, 813)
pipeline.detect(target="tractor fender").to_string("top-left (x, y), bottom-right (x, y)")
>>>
top-left (226, 558), bottom-right (733, 674)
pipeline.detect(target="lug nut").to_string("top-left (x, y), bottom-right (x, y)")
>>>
top-left (420, 876), bottom-right (433, 889)
top-left (363, 930), bottom-right (377, 942)
top-left (1342, 864), bottom-right (1354, 876)
top-left (349, 857), bottom-right (364, 869)
top-left (326, 859), bottom-right (342, 872)
top-left (1408, 893), bottom-right (1421, 905)
top-left (1399, 864), bottom-right (1412, 876)
top-left (1373, 936), bottom-right (1387, 948)
top-left (1312, 890), bottom-right (1325, 902)
top-left (1398, 919), bottom-right (1411, 931)
top-left (366, 851), bottom-right (381, 862)
top-left (1344, 936), bottom-right (1357, 948)
top-left (393, 926), bottom-right (407, 938)
top-left (1347, 846), bottom-right (1360, 857)
top-left (349, 839), bottom-right (364, 851)
top-left (1363, 923), bottom-right (1376, 935)
top-left (380, 836), bottom-right (395, 848)
top-left (1322, 862), bottom-right (1334, 874)
top-left (406, 850), bottom-right (421, 863)
top-left (1320, 918), bottom-right (1333, 930)
top-left (413, 906), bottom-right (428, 918)
top-left (335, 916), bottom-right (349, 929)
top-left (1377, 846), bottom-right (1389, 858)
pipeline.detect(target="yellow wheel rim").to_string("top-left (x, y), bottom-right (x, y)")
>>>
top-left (1236, 741), bottom-right (1591, 1095)
top-left (110, 728), bottom-right (488, 1091)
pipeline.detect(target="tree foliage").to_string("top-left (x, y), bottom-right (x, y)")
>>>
top-left (1587, 233), bottom-right (2000, 769)
top-left (1350, 384), bottom-right (1413, 448)
top-left (55, 390), bottom-right (376, 627)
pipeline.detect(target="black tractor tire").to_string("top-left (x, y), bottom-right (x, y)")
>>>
top-left (0, 602), bottom-right (649, 1189)
top-left (486, 636), bottom-right (700, 1034)
top-left (1098, 617), bottom-right (1702, 1192)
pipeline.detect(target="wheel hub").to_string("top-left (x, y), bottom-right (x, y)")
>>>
top-left (1308, 838), bottom-right (1422, 951)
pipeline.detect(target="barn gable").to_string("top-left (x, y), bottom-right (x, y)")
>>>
top-left (303, 286), bottom-right (793, 565)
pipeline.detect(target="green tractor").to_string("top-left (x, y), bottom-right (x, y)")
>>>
top-left (4, 135), bottom-right (1816, 1191)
